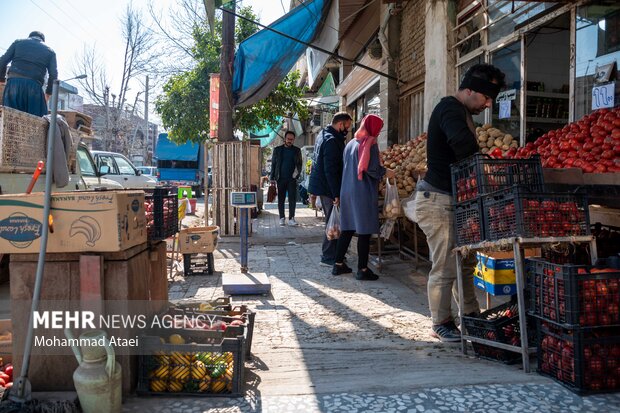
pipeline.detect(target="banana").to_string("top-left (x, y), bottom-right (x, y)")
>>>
top-left (198, 378), bottom-right (211, 392)
top-left (150, 379), bottom-right (166, 392)
top-left (167, 380), bottom-right (184, 392)
top-left (191, 360), bottom-right (207, 380)
top-left (150, 364), bottom-right (169, 379)
top-left (170, 352), bottom-right (190, 366)
top-left (170, 365), bottom-right (190, 382)
top-left (69, 216), bottom-right (102, 247)
top-left (211, 379), bottom-right (227, 393)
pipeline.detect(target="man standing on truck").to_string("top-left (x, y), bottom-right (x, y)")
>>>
top-left (0, 31), bottom-right (57, 117)
top-left (270, 130), bottom-right (302, 226)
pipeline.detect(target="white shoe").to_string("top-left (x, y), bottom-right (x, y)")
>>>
top-left (279, 218), bottom-right (286, 226)
top-left (288, 218), bottom-right (298, 226)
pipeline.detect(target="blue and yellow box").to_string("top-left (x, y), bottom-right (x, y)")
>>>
top-left (474, 250), bottom-right (539, 295)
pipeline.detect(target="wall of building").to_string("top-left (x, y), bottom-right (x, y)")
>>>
top-left (399, 0), bottom-right (426, 86)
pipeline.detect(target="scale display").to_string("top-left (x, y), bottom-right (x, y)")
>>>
top-left (230, 192), bottom-right (257, 208)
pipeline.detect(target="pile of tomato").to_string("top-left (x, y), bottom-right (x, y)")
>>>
top-left (511, 107), bottom-right (620, 173)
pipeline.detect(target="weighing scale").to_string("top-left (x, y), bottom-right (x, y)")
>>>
top-left (222, 192), bottom-right (271, 295)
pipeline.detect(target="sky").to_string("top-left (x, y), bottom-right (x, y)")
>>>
top-left (0, 0), bottom-right (289, 125)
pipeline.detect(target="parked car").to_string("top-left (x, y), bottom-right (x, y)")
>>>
top-left (91, 150), bottom-right (157, 188)
top-left (137, 166), bottom-right (158, 178)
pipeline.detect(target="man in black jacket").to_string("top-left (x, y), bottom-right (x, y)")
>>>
top-left (308, 112), bottom-right (352, 266)
top-left (406, 64), bottom-right (505, 342)
top-left (0, 31), bottom-right (57, 117)
top-left (270, 131), bottom-right (303, 226)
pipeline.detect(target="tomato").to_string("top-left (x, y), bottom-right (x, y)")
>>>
top-left (583, 163), bottom-right (595, 173)
top-left (601, 150), bottom-right (615, 160)
top-left (559, 141), bottom-right (572, 151)
top-left (595, 164), bottom-right (608, 173)
top-left (583, 141), bottom-right (595, 151)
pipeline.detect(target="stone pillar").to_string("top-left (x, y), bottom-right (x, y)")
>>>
top-left (378, 3), bottom-right (402, 150)
top-left (423, 0), bottom-right (457, 129)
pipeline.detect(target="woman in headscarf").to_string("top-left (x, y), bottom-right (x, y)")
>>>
top-left (332, 114), bottom-right (395, 280)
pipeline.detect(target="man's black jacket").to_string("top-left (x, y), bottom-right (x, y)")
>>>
top-left (270, 144), bottom-right (302, 182)
top-left (0, 37), bottom-right (58, 95)
top-left (308, 126), bottom-right (346, 199)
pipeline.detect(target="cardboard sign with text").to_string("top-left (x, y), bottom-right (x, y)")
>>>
top-left (0, 190), bottom-right (146, 254)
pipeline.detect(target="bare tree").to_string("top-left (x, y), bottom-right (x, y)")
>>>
top-left (73, 3), bottom-right (162, 153)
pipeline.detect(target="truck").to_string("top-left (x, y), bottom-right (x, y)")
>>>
top-left (155, 133), bottom-right (205, 197)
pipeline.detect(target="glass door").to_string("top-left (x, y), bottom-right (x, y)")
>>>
top-left (490, 41), bottom-right (522, 144)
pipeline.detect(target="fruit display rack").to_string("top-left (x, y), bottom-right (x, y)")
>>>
top-left (455, 235), bottom-right (598, 373)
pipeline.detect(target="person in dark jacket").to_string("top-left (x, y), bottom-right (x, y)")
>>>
top-left (404, 63), bottom-right (505, 343)
top-left (308, 111), bottom-right (352, 266)
top-left (0, 31), bottom-right (57, 117)
top-left (270, 130), bottom-right (303, 226)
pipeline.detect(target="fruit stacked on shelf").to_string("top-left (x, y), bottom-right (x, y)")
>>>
top-left (527, 258), bottom-right (620, 393)
top-left (510, 107), bottom-right (620, 173)
top-left (145, 187), bottom-right (178, 241)
top-left (0, 359), bottom-right (12, 392)
top-left (475, 124), bottom-right (519, 157)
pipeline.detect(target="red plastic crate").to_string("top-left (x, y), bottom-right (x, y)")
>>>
top-left (537, 321), bottom-right (620, 394)
top-left (527, 258), bottom-right (620, 328)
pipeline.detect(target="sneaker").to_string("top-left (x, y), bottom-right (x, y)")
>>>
top-left (430, 321), bottom-right (461, 343)
top-left (279, 218), bottom-right (286, 226)
top-left (332, 263), bottom-right (353, 275)
top-left (288, 218), bottom-right (298, 226)
top-left (320, 258), bottom-right (335, 266)
top-left (356, 268), bottom-right (379, 281)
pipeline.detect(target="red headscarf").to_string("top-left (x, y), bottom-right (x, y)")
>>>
top-left (355, 114), bottom-right (384, 180)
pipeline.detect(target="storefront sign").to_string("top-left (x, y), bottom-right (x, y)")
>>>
top-left (209, 73), bottom-right (220, 139)
top-left (591, 82), bottom-right (615, 110)
top-left (496, 89), bottom-right (516, 103)
top-left (499, 101), bottom-right (512, 119)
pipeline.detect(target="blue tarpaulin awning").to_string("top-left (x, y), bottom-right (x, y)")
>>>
top-left (155, 133), bottom-right (200, 161)
top-left (232, 0), bottom-right (331, 107)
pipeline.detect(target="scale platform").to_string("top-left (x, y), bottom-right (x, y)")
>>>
top-left (222, 272), bottom-right (271, 295)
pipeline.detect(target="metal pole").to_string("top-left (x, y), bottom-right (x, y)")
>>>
top-left (12, 79), bottom-right (60, 401)
top-left (145, 75), bottom-right (149, 163)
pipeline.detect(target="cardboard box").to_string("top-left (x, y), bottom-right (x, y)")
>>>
top-left (0, 319), bottom-right (12, 363)
top-left (0, 190), bottom-right (146, 253)
top-left (474, 249), bottom-right (539, 296)
top-left (178, 226), bottom-right (219, 254)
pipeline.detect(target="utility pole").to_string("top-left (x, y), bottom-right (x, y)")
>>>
top-left (217, 2), bottom-right (235, 142)
top-left (145, 75), bottom-right (149, 164)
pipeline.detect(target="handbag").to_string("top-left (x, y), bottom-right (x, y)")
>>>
top-left (267, 182), bottom-right (277, 202)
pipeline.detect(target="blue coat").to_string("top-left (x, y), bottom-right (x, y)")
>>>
top-left (308, 126), bottom-right (346, 199)
top-left (340, 139), bottom-right (386, 235)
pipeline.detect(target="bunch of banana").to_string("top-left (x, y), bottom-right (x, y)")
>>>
top-left (167, 380), bottom-right (184, 392)
top-left (198, 378), bottom-right (211, 392)
top-left (195, 352), bottom-right (213, 365)
top-left (150, 379), bottom-right (166, 392)
top-left (191, 360), bottom-right (208, 380)
top-left (170, 364), bottom-right (190, 382)
top-left (170, 352), bottom-right (191, 366)
top-left (150, 364), bottom-right (169, 379)
top-left (69, 216), bottom-right (101, 247)
top-left (211, 379), bottom-right (227, 393)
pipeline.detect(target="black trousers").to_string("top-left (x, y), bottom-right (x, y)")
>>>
top-left (320, 196), bottom-right (337, 261)
top-left (277, 179), bottom-right (297, 219)
top-left (335, 231), bottom-right (371, 270)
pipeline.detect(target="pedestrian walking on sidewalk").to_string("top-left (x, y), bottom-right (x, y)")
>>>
top-left (332, 114), bottom-right (395, 281)
top-left (308, 112), bottom-right (353, 265)
top-left (0, 31), bottom-right (57, 117)
top-left (404, 63), bottom-right (505, 342)
top-left (270, 130), bottom-right (303, 226)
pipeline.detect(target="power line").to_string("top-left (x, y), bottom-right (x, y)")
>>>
top-left (222, 6), bottom-right (399, 82)
top-left (47, 0), bottom-right (100, 43)
top-left (29, 0), bottom-right (85, 44)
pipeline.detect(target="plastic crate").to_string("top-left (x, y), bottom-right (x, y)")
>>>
top-left (526, 258), bottom-right (620, 328)
top-left (454, 199), bottom-right (485, 247)
top-left (451, 153), bottom-right (544, 202)
top-left (462, 301), bottom-right (533, 364)
top-left (145, 186), bottom-right (178, 241)
top-left (168, 304), bottom-right (256, 361)
top-left (183, 253), bottom-right (215, 276)
top-left (537, 321), bottom-right (620, 394)
top-left (483, 186), bottom-right (590, 241)
top-left (137, 329), bottom-right (245, 397)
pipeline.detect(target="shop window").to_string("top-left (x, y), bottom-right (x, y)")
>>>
top-left (491, 42), bottom-right (521, 143)
top-left (456, 3), bottom-right (484, 59)
top-left (487, 1), bottom-right (557, 44)
top-left (575, 2), bottom-right (620, 120)
top-left (399, 87), bottom-right (424, 142)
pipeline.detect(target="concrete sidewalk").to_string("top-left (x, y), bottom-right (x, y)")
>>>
top-left (123, 204), bottom-right (620, 412)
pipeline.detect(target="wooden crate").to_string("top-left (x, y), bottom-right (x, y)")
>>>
top-left (211, 141), bottom-right (251, 235)
top-left (0, 106), bottom-right (47, 172)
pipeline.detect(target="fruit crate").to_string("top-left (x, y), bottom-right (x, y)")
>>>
top-left (537, 321), bottom-right (620, 394)
top-left (167, 304), bottom-right (256, 360)
top-left (462, 301), bottom-right (535, 364)
top-left (483, 186), bottom-right (590, 241)
top-left (451, 153), bottom-right (544, 203)
top-left (183, 253), bottom-right (215, 276)
top-left (145, 186), bottom-right (178, 241)
top-left (454, 198), bottom-right (485, 247)
top-left (526, 258), bottom-right (620, 328)
top-left (137, 330), bottom-right (245, 397)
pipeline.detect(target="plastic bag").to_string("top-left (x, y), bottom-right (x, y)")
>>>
top-left (379, 218), bottom-right (396, 240)
top-left (315, 196), bottom-right (323, 211)
top-left (325, 205), bottom-right (341, 240)
top-left (267, 182), bottom-right (277, 202)
top-left (383, 178), bottom-right (402, 219)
